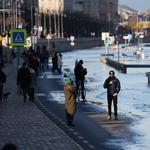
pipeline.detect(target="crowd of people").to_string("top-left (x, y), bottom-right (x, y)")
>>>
top-left (15, 43), bottom-right (63, 103)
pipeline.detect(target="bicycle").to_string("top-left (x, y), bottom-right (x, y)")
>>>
top-left (76, 80), bottom-right (87, 102)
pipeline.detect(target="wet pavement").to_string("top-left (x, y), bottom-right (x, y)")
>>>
top-left (0, 64), bottom-right (83, 150)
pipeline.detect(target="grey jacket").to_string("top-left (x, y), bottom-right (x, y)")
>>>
top-left (29, 69), bottom-right (36, 89)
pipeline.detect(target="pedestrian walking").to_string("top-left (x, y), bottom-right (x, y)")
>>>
top-left (42, 44), bottom-right (46, 52)
top-left (0, 69), bottom-right (6, 102)
top-left (27, 65), bottom-right (36, 102)
top-left (39, 51), bottom-right (46, 71)
top-left (103, 70), bottom-right (121, 120)
top-left (45, 48), bottom-right (50, 69)
top-left (52, 42), bottom-right (55, 50)
top-left (17, 63), bottom-right (31, 102)
top-left (57, 53), bottom-right (63, 74)
top-left (31, 56), bottom-right (39, 76)
top-left (64, 77), bottom-right (77, 126)
top-left (22, 54), bottom-right (29, 65)
top-left (51, 50), bottom-right (55, 72)
top-left (36, 45), bottom-right (41, 56)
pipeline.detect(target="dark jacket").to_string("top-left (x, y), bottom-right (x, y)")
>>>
top-left (64, 84), bottom-right (77, 114)
top-left (17, 67), bottom-right (31, 88)
top-left (39, 53), bottom-right (46, 63)
top-left (31, 59), bottom-right (39, 71)
top-left (103, 76), bottom-right (121, 95)
top-left (74, 63), bottom-right (87, 80)
top-left (0, 70), bottom-right (6, 83)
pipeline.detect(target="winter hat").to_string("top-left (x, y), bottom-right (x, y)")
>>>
top-left (66, 77), bottom-right (72, 84)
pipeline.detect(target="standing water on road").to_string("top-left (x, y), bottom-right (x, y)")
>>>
top-left (48, 45), bottom-right (150, 150)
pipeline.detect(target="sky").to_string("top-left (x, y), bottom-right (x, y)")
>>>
top-left (119, 0), bottom-right (150, 12)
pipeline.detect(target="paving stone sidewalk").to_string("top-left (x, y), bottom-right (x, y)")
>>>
top-left (0, 64), bottom-right (83, 150)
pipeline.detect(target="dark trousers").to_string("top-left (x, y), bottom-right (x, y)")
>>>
top-left (22, 87), bottom-right (28, 100)
top-left (76, 80), bottom-right (85, 98)
top-left (0, 82), bottom-right (3, 101)
top-left (107, 94), bottom-right (117, 116)
top-left (28, 88), bottom-right (34, 100)
top-left (65, 110), bottom-right (74, 122)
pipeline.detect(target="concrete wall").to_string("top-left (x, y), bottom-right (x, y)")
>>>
top-left (36, 37), bottom-right (103, 52)
top-left (2, 36), bottom-right (150, 63)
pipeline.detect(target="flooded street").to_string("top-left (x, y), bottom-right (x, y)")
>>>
top-left (44, 44), bottom-right (150, 150)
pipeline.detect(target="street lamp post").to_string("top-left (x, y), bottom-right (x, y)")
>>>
top-left (58, 11), bottom-right (60, 38)
top-left (53, 11), bottom-right (57, 38)
top-left (3, 0), bottom-right (5, 31)
top-left (61, 12), bottom-right (63, 38)
top-left (48, 9), bottom-right (51, 38)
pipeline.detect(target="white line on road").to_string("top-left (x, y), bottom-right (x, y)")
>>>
top-left (83, 140), bottom-right (89, 144)
top-left (73, 132), bottom-right (79, 135)
top-left (88, 145), bottom-right (95, 149)
top-left (78, 136), bottom-right (84, 139)
top-left (35, 93), bottom-right (46, 96)
top-left (69, 129), bottom-right (74, 131)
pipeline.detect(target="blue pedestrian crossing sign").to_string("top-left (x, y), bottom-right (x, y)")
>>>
top-left (104, 37), bottom-right (112, 45)
top-left (24, 38), bottom-right (32, 47)
top-left (10, 29), bottom-right (26, 46)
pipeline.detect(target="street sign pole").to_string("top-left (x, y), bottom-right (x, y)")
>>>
top-left (117, 41), bottom-right (119, 62)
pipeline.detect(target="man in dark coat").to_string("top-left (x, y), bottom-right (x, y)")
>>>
top-left (74, 60), bottom-right (87, 100)
top-left (31, 56), bottom-right (39, 76)
top-left (39, 51), bottom-right (46, 71)
top-left (17, 63), bottom-right (31, 102)
top-left (103, 70), bottom-right (121, 120)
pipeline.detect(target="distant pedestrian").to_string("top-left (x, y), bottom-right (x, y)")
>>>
top-left (57, 53), bottom-right (63, 74)
top-left (27, 65), bottom-right (36, 102)
top-left (53, 52), bottom-right (58, 72)
top-left (0, 69), bottom-right (6, 102)
top-left (17, 63), bottom-right (31, 102)
top-left (52, 42), bottom-right (55, 50)
top-left (36, 45), bottom-right (41, 56)
top-left (39, 51), bottom-right (46, 71)
top-left (31, 56), bottom-right (39, 76)
top-left (22, 54), bottom-right (28, 65)
top-left (45, 49), bottom-right (50, 69)
top-left (103, 70), bottom-right (121, 120)
top-left (64, 77), bottom-right (77, 126)
top-left (42, 44), bottom-right (46, 52)
top-left (51, 50), bottom-right (55, 72)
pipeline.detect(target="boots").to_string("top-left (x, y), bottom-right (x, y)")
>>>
top-left (67, 121), bottom-right (75, 126)
top-left (107, 116), bottom-right (111, 120)
top-left (114, 116), bottom-right (118, 120)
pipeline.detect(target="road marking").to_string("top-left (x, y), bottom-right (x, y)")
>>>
top-left (51, 114), bottom-right (55, 116)
top-left (83, 140), bottom-right (89, 144)
top-left (58, 119), bottom-right (62, 121)
top-left (73, 132), bottom-right (79, 135)
top-left (55, 116), bottom-right (58, 118)
top-left (78, 136), bottom-right (84, 139)
top-left (61, 122), bottom-right (66, 124)
top-left (88, 145), bottom-right (95, 149)
top-left (35, 93), bottom-right (46, 96)
top-left (69, 129), bottom-right (74, 131)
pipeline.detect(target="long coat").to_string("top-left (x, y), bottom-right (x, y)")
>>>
top-left (64, 84), bottom-right (77, 114)
top-left (17, 67), bottom-right (31, 88)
